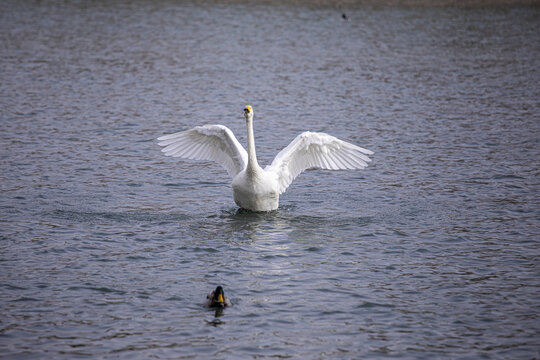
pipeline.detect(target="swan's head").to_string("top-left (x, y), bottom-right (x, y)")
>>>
top-left (243, 105), bottom-right (253, 120)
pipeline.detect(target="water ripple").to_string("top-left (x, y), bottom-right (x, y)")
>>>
top-left (1, 2), bottom-right (539, 360)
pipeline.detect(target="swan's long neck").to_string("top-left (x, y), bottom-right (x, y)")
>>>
top-left (245, 116), bottom-right (260, 172)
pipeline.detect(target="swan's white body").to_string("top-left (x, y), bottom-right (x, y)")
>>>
top-left (157, 106), bottom-right (373, 212)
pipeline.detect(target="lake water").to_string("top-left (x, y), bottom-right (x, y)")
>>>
top-left (1, 1), bottom-right (539, 359)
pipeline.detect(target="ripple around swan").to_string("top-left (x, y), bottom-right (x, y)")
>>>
top-left (1, 1), bottom-right (539, 359)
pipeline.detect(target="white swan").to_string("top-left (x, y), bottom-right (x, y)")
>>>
top-left (157, 106), bottom-right (373, 212)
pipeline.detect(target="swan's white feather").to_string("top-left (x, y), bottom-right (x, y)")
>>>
top-left (157, 107), bottom-right (373, 211)
top-left (265, 131), bottom-right (373, 194)
top-left (157, 124), bottom-right (248, 178)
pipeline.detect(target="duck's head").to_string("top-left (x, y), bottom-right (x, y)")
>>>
top-left (243, 105), bottom-right (253, 120)
top-left (209, 286), bottom-right (226, 307)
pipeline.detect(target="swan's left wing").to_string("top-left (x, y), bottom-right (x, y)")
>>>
top-left (265, 131), bottom-right (373, 194)
top-left (157, 124), bottom-right (248, 178)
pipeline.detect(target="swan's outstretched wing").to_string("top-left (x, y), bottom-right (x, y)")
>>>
top-left (265, 131), bottom-right (373, 194)
top-left (157, 124), bottom-right (248, 178)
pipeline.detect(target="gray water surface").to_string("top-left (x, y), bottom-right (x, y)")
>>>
top-left (1, 1), bottom-right (539, 359)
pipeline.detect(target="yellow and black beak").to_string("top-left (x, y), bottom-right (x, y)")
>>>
top-left (244, 105), bottom-right (252, 114)
top-left (217, 293), bottom-right (224, 303)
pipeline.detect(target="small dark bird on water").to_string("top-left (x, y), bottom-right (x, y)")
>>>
top-left (342, 13), bottom-right (348, 21)
top-left (206, 286), bottom-right (231, 308)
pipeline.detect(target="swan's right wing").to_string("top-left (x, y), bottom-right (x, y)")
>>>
top-left (266, 131), bottom-right (373, 194)
top-left (157, 124), bottom-right (248, 178)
